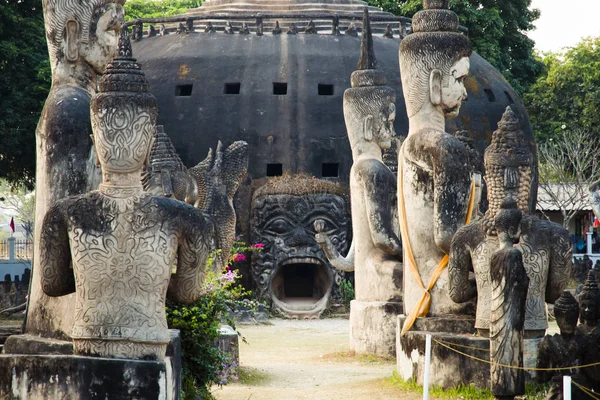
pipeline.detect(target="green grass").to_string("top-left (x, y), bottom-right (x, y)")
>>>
top-left (387, 371), bottom-right (550, 399)
top-left (238, 366), bottom-right (271, 386)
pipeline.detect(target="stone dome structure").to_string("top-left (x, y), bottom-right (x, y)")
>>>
top-left (130, 0), bottom-right (536, 290)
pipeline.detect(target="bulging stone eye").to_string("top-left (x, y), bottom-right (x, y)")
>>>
top-left (314, 219), bottom-right (326, 233)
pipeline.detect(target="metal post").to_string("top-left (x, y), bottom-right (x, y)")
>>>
top-left (423, 334), bottom-right (432, 400)
top-left (587, 230), bottom-right (593, 255)
top-left (563, 376), bottom-right (571, 400)
top-left (8, 237), bottom-right (15, 262)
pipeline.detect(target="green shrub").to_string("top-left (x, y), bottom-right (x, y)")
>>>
top-left (339, 279), bottom-right (355, 313)
top-left (166, 240), bottom-right (262, 400)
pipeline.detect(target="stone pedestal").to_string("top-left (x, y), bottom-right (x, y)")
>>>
top-left (396, 315), bottom-right (489, 388)
top-left (0, 354), bottom-right (174, 399)
top-left (216, 325), bottom-right (240, 380)
top-left (1, 330), bottom-right (182, 399)
top-left (396, 316), bottom-right (543, 389)
top-left (350, 300), bottom-right (403, 357)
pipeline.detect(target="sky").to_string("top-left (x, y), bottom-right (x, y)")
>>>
top-left (529, 0), bottom-right (600, 52)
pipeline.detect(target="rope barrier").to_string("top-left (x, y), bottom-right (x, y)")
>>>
top-left (433, 339), bottom-right (536, 355)
top-left (432, 338), bottom-right (600, 371)
top-left (573, 381), bottom-right (600, 400)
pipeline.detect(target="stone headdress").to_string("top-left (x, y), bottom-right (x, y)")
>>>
top-left (579, 270), bottom-right (600, 322)
top-left (554, 290), bottom-right (579, 320)
top-left (91, 28), bottom-right (157, 174)
top-left (343, 8), bottom-right (396, 146)
top-left (43, 0), bottom-right (126, 64)
top-left (399, 0), bottom-right (472, 118)
top-left (482, 107), bottom-right (533, 234)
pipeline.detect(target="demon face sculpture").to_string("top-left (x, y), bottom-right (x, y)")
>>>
top-left (251, 176), bottom-right (351, 318)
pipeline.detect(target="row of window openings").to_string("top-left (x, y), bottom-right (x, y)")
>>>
top-left (175, 83), bottom-right (335, 96)
top-left (178, 84), bottom-right (514, 104)
top-left (266, 163), bottom-right (339, 178)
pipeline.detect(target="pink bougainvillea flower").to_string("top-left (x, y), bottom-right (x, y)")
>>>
top-left (232, 253), bottom-right (246, 262)
top-left (251, 243), bottom-right (264, 249)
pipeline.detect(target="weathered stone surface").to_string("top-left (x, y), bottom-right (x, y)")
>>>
top-left (27, 0), bottom-right (125, 339)
top-left (489, 200), bottom-right (528, 399)
top-left (316, 9), bottom-right (402, 355)
top-left (37, 30), bottom-right (247, 361)
top-left (0, 355), bottom-right (174, 399)
top-left (396, 316), bottom-right (489, 389)
top-left (216, 325), bottom-right (239, 380)
top-left (398, 0), bottom-right (476, 320)
top-left (449, 108), bottom-right (572, 336)
top-left (251, 175), bottom-right (350, 318)
top-left (2, 334), bottom-right (73, 355)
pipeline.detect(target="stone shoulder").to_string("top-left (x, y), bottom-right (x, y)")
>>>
top-left (451, 220), bottom-right (484, 249)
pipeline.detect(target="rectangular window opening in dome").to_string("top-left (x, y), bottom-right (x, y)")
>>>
top-left (224, 83), bottom-right (241, 95)
top-left (322, 163), bottom-right (339, 178)
top-left (484, 88), bottom-right (496, 102)
top-left (175, 84), bottom-right (193, 97)
top-left (504, 91), bottom-right (514, 104)
top-left (266, 163), bottom-right (283, 177)
top-left (273, 82), bottom-right (288, 95)
top-left (318, 84), bottom-right (334, 96)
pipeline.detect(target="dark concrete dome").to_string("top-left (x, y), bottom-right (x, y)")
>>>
top-left (131, 0), bottom-right (535, 240)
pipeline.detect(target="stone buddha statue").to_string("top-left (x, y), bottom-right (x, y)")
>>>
top-left (38, 30), bottom-right (247, 360)
top-left (448, 107), bottom-right (572, 338)
top-left (489, 199), bottom-right (528, 400)
top-left (398, 0), bottom-right (475, 324)
top-left (578, 271), bottom-right (600, 334)
top-left (27, 0), bottom-right (125, 338)
top-left (537, 291), bottom-right (587, 400)
top-left (315, 9), bottom-right (402, 356)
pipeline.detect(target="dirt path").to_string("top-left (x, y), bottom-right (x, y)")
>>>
top-left (212, 318), bottom-right (421, 400)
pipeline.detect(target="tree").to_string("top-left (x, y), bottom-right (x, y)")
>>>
top-left (367, 0), bottom-right (544, 95)
top-left (537, 129), bottom-right (600, 229)
top-left (0, 0), bottom-right (51, 186)
top-left (124, 0), bottom-right (202, 21)
top-left (524, 37), bottom-right (600, 143)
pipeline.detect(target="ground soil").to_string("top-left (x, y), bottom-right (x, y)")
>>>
top-left (212, 318), bottom-right (422, 400)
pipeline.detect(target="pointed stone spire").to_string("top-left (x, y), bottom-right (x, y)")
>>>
top-left (357, 8), bottom-right (376, 70)
top-left (99, 27), bottom-right (148, 93)
top-left (484, 106), bottom-right (533, 168)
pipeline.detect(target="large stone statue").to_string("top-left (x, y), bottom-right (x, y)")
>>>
top-left (251, 175), bottom-right (350, 318)
top-left (398, 0), bottom-right (475, 327)
top-left (537, 291), bottom-right (587, 400)
top-left (27, 0), bottom-right (125, 338)
top-left (489, 199), bottom-right (528, 400)
top-left (448, 107), bottom-right (572, 338)
top-left (38, 30), bottom-right (247, 360)
top-left (143, 125), bottom-right (249, 269)
top-left (315, 9), bottom-right (402, 356)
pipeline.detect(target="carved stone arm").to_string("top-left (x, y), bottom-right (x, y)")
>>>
top-left (167, 214), bottom-right (213, 304)
top-left (546, 227), bottom-right (573, 304)
top-left (447, 227), bottom-right (477, 303)
top-left (315, 220), bottom-right (355, 272)
top-left (360, 162), bottom-right (402, 260)
top-left (404, 131), bottom-right (471, 254)
top-left (40, 201), bottom-right (75, 297)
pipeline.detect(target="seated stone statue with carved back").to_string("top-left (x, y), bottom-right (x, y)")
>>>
top-left (315, 9), bottom-right (402, 356)
top-left (537, 291), bottom-right (587, 400)
top-left (398, 0), bottom-right (475, 327)
top-left (39, 30), bottom-right (248, 361)
top-left (448, 107), bottom-right (572, 339)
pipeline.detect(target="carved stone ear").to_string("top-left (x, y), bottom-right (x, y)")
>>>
top-left (363, 115), bottom-right (374, 142)
top-left (65, 20), bottom-right (80, 62)
top-left (430, 69), bottom-right (442, 106)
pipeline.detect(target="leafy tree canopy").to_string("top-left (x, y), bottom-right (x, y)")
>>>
top-left (367, 0), bottom-right (544, 95)
top-left (0, 0), bottom-right (50, 187)
top-left (124, 0), bottom-right (202, 21)
top-left (524, 37), bottom-right (600, 142)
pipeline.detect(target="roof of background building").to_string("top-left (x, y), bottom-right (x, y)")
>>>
top-left (536, 183), bottom-right (592, 212)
